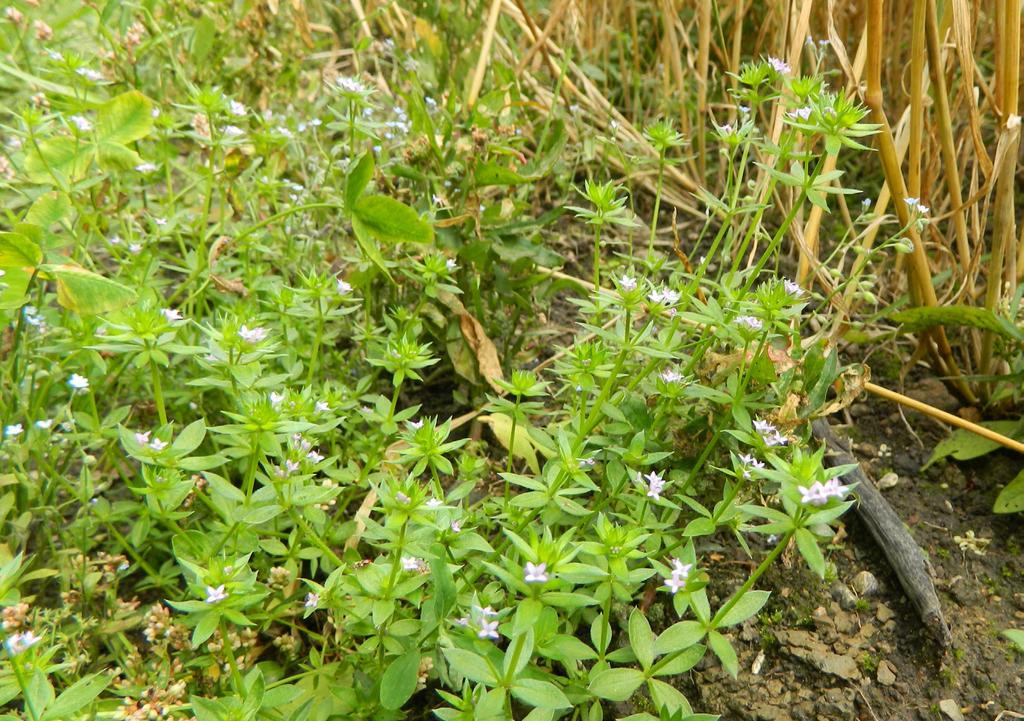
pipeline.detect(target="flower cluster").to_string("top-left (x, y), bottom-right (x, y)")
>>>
top-left (454, 605), bottom-right (501, 641)
top-left (662, 558), bottom-right (692, 594)
top-left (753, 419), bottom-right (787, 447)
top-left (639, 470), bottom-right (667, 500)
top-left (797, 478), bottom-right (851, 506)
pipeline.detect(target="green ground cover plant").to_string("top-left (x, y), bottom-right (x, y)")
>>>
top-left (0, 1), bottom-right (1021, 720)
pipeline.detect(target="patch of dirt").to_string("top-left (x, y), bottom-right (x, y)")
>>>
top-left (680, 378), bottom-right (1024, 721)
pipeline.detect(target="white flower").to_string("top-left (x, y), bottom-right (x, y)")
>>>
top-left (68, 373), bottom-right (90, 391)
top-left (222, 125), bottom-right (245, 138)
top-left (69, 115), bottom-right (92, 132)
top-left (128, 243), bottom-right (143, 254)
top-left (783, 279), bottom-right (803, 297)
top-left (619, 275), bottom-right (638, 292)
top-left (4, 631), bottom-right (41, 655)
top-left (738, 452), bottom-right (765, 479)
top-left (718, 123), bottom-right (734, 135)
top-left (477, 619), bottom-right (500, 640)
top-left (4, 423), bottom-right (23, 438)
top-left (35, 419), bottom-right (53, 430)
top-left (401, 556), bottom-right (426, 573)
top-left (275, 126), bottom-right (293, 138)
top-left (304, 592), bottom-right (319, 609)
top-left (161, 308), bottom-right (183, 322)
top-left (269, 391), bottom-right (285, 407)
top-left (524, 561), bottom-right (549, 584)
top-left (395, 491), bottom-right (411, 504)
top-left (660, 367), bottom-right (684, 384)
top-left (75, 68), bottom-right (103, 82)
top-left (306, 450), bottom-right (324, 464)
top-left (799, 478), bottom-right (852, 506)
top-left (788, 106), bottom-right (813, 121)
top-left (904, 197), bottom-right (930, 215)
top-left (640, 470), bottom-right (667, 500)
top-left (134, 431), bottom-right (151, 445)
top-left (450, 519), bottom-right (462, 533)
top-left (315, 401), bottom-right (330, 413)
top-left (204, 585), bottom-right (228, 604)
top-left (735, 315), bottom-right (763, 331)
top-left (153, 217), bottom-right (167, 226)
top-left (425, 498), bottom-right (443, 509)
top-left (149, 438), bottom-right (168, 452)
top-left (663, 557), bottom-right (693, 595)
top-left (767, 56), bottom-right (791, 75)
top-left (336, 278), bottom-right (352, 295)
top-left (335, 76), bottom-right (370, 95)
top-left (229, 100), bottom-right (247, 117)
top-left (406, 419), bottom-right (424, 430)
top-left (578, 457), bottom-right (596, 468)
top-left (108, 235), bottom-right (122, 245)
top-left (664, 573), bottom-right (687, 594)
top-left (446, 258), bottom-right (457, 272)
top-left (753, 419), bottom-right (787, 447)
top-left (238, 325), bottom-right (268, 344)
top-left (135, 162), bottom-right (158, 173)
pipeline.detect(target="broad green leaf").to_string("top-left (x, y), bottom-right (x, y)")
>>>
top-left (0, 267), bottom-right (33, 309)
top-left (379, 650), bottom-right (421, 710)
top-left (96, 141), bottom-right (142, 171)
top-left (24, 137), bottom-right (92, 184)
top-left (994, 468), bottom-right (1024, 514)
top-left (443, 647), bottom-right (496, 685)
top-left (190, 16), bottom-right (216, 63)
top-left (474, 161), bottom-right (534, 187)
top-left (42, 263), bottom-right (137, 314)
top-left (890, 305), bottom-right (1023, 341)
top-left (350, 215), bottom-right (394, 282)
top-left (97, 91), bottom-right (154, 145)
top-left (172, 419), bottom-right (207, 456)
top-left (628, 608), bottom-right (655, 670)
top-left (0, 232), bottom-right (42, 269)
top-left (716, 590), bottom-right (771, 628)
top-left (794, 528), bottom-right (826, 578)
top-left (40, 674), bottom-right (109, 721)
top-left (345, 152), bottom-right (374, 208)
top-left (1002, 628), bottom-right (1024, 651)
top-left (707, 631), bottom-right (738, 677)
top-left (25, 191), bottom-right (71, 228)
top-left (587, 668), bottom-right (645, 701)
top-left (923, 421), bottom-right (1022, 469)
top-left (510, 679), bottom-right (571, 710)
top-left (654, 620), bottom-right (705, 656)
top-left (352, 195), bottom-right (433, 244)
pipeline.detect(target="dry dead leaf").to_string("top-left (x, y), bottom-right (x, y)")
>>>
top-left (211, 274), bottom-right (249, 297)
top-left (458, 312), bottom-right (504, 393)
top-left (818, 364), bottom-right (871, 417)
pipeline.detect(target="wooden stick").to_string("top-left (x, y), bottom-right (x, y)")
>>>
top-left (467, 0), bottom-right (505, 109)
top-left (812, 419), bottom-right (952, 649)
top-left (864, 381), bottom-right (1024, 454)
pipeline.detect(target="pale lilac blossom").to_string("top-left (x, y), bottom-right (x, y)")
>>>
top-left (149, 438), bottom-right (168, 452)
top-left (640, 470), bottom-right (667, 500)
top-left (69, 115), bottom-right (92, 132)
top-left (229, 100), bottom-right (247, 117)
top-left (161, 308), bottom-right (183, 322)
top-left (315, 401), bottom-right (330, 413)
top-left (798, 478), bottom-right (851, 506)
top-left (524, 562), bottom-right (549, 584)
top-left (238, 325), bottom-right (268, 344)
top-left (663, 558), bottom-right (693, 595)
top-left (783, 279), bottom-right (803, 297)
top-left (735, 315), bottom-right (763, 332)
top-left (35, 419), bottom-right (53, 430)
top-left (336, 278), bottom-right (352, 295)
top-left (401, 556), bottom-right (427, 573)
top-left (68, 373), bottom-right (89, 391)
top-left (204, 585), bottom-right (228, 604)
top-left (767, 57), bottom-right (791, 75)
top-left (753, 419), bottom-right (787, 446)
top-left (304, 592), bottom-right (319, 609)
top-left (134, 431), bottom-right (151, 445)
top-left (4, 631), bottom-right (41, 655)
top-left (788, 106), bottom-right (813, 121)
top-left (619, 275), bottom-right (638, 292)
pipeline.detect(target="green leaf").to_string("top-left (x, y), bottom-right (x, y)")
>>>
top-left (646, 678), bottom-right (693, 716)
top-left (1002, 628), bottom-right (1024, 651)
top-left (923, 421), bottom-right (1022, 469)
top-left (587, 668), bottom-right (645, 701)
top-left (706, 631), bottom-right (738, 677)
top-left (95, 141), bottom-right (143, 171)
top-left (172, 419), bottom-right (207, 456)
top-left (352, 195), bottom-right (433, 245)
top-left (97, 91), bottom-right (154, 145)
top-left (350, 215), bottom-right (394, 282)
top-left (0, 267), bottom-right (33, 309)
top-left (25, 191), bottom-right (71, 228)
top-left (474, 161), bottom-right (535, 187)
top-left (654, 620), bottom-right (706, 656)
top-left (443, 647), bottom-right (496, 685)
top-left (510, 679), bottom-right (571, 709)
top-left (628, 608), bottom-right (655, 670)
top-left (716, 590), bottom-right (771, 628)
top-left (994, 468), bottom-right (1024, 514)
top-left (345, 152), bottom-right (375, 208)
top-left (190, 16), bottom-right (216, 63)
top-left (24, 136), bottom-right (93, 184)
top-left (40, 674), bottom-right (109, 721)
top-left (379, 650), bottom-right (421, 710)
top-left (0, 232), bottom-right (42, 269)
top-left (43, 264), bottom-right (137, 314)
top-left (794, 528), bottom-right (826, 578)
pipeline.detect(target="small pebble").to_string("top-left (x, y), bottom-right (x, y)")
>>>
top-left (852, 570), bottom-right (880, 596)
top-left (830, 581), bottom-right (858, 611)
top-left (876, 604), bottom-right (896, 623)
top-left (877, 660), bottom-right (897, 686)
top-left (877, 471), bottom-right (899, 489)
top-left (939, 699), bottom-right (964, 721)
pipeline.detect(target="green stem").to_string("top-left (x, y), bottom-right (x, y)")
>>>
top-left (7, 652), bottom-right (40, 721)
top-left (307, 296), bottom-right (325, 386)
top-left (151, 360), bottom-right (168, 426)
top-left (592, 224), bottom-right (603, 290)
top-left (710, 530), bottom-right (792, 628)
top-left (648, 153), bottom-right (666, 259)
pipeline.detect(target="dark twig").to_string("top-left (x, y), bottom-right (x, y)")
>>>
top-left (811, 419), bottom-right (952, 648)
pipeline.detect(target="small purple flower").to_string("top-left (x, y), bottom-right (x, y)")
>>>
top-left (205, 585), bottom-right (228, 604)
top-left (477, 619), bottom-right (500, 640)
top-left (237, 325), bottom-right (268, 344)
top-left (767, 56), bottom-right (791, 75)
top-left (788, 106), bottom-right (813, 121)
top-left (735, 315), bottom-right (763, 332)
top-left (660, 367), bottom-right (684, 384)
top-left (304, 592), bottom-right (319, 609)
top-left (134, 430), bottom-right (151, 445)
top-left (149, 438), bottom-right (168, 452)
top-left (783, 279), bottom-right (803, 297)
top-left (753, 419), bottom-right (787, 447)
top-left (619, 275), bottom-right (638, 292)
top-left (524, 562), bottom-right (549, 584)
top-left (4, 630), bottom-right (41, 655)
top-left (663, 558), bottom-right (693, 595)
top-left (401, 556), bottom-right (426, 573)
top-left (336, 278), bottom-right (353, 295)
top-left (640, 470), bottom-right (667, 500)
